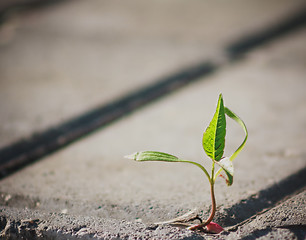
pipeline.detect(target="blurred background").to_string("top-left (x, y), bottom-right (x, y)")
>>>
top-left (0, 0), bottom-right (305, 173)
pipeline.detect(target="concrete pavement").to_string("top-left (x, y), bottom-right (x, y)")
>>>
top-left (0, 0), bottom-right (306, 239)
top-left (0, 0), bottom-right (305, 149)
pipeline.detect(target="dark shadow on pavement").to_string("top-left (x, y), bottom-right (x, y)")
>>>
top-left (218, 167), bottom-right (306, 227)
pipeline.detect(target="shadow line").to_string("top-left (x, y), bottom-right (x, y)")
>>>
top-left (0, 6), bottom-right (306, 178)
top-left (226, 7), bottom-right (306, 58)
top-left (0, 62), bottom-right (216, 178)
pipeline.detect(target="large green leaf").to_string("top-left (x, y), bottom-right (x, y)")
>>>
top-left (202, 94), bottom-right (226, 161)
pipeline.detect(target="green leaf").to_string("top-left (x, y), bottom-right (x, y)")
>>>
top-left (214, 157), bottom-right (234, 186)
top-left (125, 151), bottom-right (211, 181)
top-left (224, 107), bottom-right (248, 162)
top-left (203, 94), bottom-right (226, 161)
top-left (125, 151), bottom-right (180, 162)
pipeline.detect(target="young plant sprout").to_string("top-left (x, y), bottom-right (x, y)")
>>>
top-left (125, 94), bottom-right (248, 232)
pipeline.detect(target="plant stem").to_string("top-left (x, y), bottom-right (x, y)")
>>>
top-left (211, 162), bottom-right (215, 180)
top-left (188, 180), bottom-right (216, 230)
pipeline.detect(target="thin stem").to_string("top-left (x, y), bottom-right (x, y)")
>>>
top-left (211, 161), bottom-right (215, 179)
top-left (188, 180), bottom-right (216, 230)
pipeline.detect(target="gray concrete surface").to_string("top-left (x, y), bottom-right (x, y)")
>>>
top-left (1, 17), bottom-right (306, 238)
top-left (223, 190), bottom-right (306, 240)
top-left (1, 0), bottom-right (305, 149)
top-left (1, 189), bottom-right (305, 239)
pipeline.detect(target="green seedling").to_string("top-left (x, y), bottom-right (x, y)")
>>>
top-left (125, 94), bottom-right (248, 232)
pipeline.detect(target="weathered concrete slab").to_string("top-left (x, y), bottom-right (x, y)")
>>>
top-left (1, 190), bottom-right (304, 239)
top-left (0, 23), bottom-right (306, 239)
top-left (219, 189), bottom-right (306, 240)
top-left (1, 0), bottom-right (305, 149)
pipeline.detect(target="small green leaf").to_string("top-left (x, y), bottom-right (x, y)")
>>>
top-left (125, 151), bottom-right (180, 162)
top-left (125, 151), bottom-right (211, 181)
top-left (203, 94), bottom-right (226, 161)
top-left (214, 157), bottom-right (234, 186)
